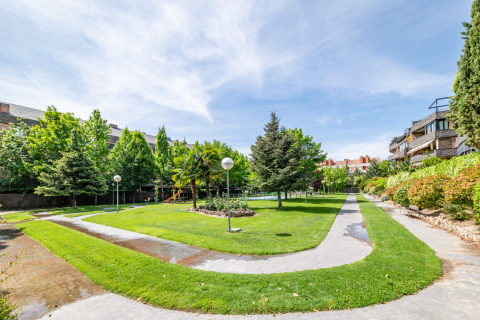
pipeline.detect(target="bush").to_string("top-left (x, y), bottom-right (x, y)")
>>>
top-left (473, 182), bottom-right (480, 224)
top-left (408, 175), bottom-right (450, 209)
top-left (380, 194), bottom-right (388, 202)
top-left (369, 187), bottom-right (377, 195)
top-left (205, 195), bottom-right (249, 211)
top-left (442, 203), bottom-right (471, 221)
top-left (394, 184), bottom-right (412, 208)
top-left (423, 155), bottom-right (447, 168)
top-left (444, 164), bottom-right (480, 208)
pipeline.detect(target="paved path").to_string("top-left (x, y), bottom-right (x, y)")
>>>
top-left (44, 194), bottom-right (372, 274)
top-left (37, 194), bottom-right (480, 319)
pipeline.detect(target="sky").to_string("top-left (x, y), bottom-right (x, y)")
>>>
top-left (0, 0), bottom-right (473, 160)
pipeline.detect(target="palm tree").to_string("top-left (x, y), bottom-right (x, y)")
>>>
top-left (198, 143), bottom-right (222, 198)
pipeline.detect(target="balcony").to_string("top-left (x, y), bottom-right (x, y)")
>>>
top-left (388, 148), bottom-right (407, 161)
top-left (409, 129), bottom-right (457, 149)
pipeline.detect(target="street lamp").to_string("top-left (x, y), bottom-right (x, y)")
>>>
top-left (113, 175), bottom-right (121, 213)
top-left (322, 180), bottom-right (325, 197)
top-left (221, 158), bottom-right (234, 233)
top-left (331, 181), bottom-right (334, 195)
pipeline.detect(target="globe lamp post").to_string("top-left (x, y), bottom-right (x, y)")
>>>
top-left (113, 175), bottom-right (121, 213)
top-left (222, 158), bottom-right (234, 233)
top-left (322, 180), bottom-right (325, 197)
top-left (331, 181), bottom-right (334, 195)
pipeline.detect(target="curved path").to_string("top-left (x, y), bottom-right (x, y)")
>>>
top-left (38, 194), bottom-right (480, 319)
top-left (43, 194), bottom-right (372, 274)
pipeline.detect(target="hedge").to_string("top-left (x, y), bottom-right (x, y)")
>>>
top-left (444, 164), bottom-right (480, 208)
top-left (408, 175), bottom-right (450, 210)
top-left (473, 182), bottom-right (480, 224)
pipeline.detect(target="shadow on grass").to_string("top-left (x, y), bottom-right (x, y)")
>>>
top-left (275, 233), bottom-right (292, 237)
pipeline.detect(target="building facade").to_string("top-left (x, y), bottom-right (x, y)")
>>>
top-left (0, 101), bottom-right (187, 152)
top-left (388, 99), bottom-right (476, 164)
top-left (319, 156), bottom-right (380, 173)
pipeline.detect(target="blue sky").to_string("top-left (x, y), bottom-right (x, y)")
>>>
top-left (0, 0), bottom-right (472, 160)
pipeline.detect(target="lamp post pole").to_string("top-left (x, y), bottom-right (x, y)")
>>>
top-left (114, 175), bottom-right (121, 214)
top-left (331, 181), bottom-right (334, 195)
top-left (222, 158), bottom-right (234, 233)
top-left (322, 180), bottom-right (325, 197)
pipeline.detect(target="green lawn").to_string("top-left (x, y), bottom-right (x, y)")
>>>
top-left (2, 211), bottom-right (36, 223)
top-left (66, 206), bottom-right (132, 218)
top-left (17, 194), bottom-right (442, 314)
top-left (84, 195), bottom-right (348, 255)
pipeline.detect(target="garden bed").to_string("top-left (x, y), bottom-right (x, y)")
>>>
top-left (188, 207), bottom-right (257, 218)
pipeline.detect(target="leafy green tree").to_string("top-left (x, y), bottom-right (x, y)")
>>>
top-left (28, 106), bottom-right (81, 175)
top-left (250, 112), bottom-right (302, 209)
top-left (155, 125), bottom-right (172, 182)
top-left (323, 166), bottom-right (350, 193)
top-left (35, 130), bottom-right (108, 208)
top-left (198, 142), bottom-right (222, 198)
top-left (108, 129), bottom-right (156, 202)
top-left (82, 109), bottom-right (112, 203)
top-left (0, 121), bottom-right (35, 192)
top-left (352, 167), bottom-right (363, 177)
top-left (366, 159), bottom-right (381, 179)
top-left (172, 142), bottom-right (203, 208)
top-left (448, 0), bottom-right (480, 149)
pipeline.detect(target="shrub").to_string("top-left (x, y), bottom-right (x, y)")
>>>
top-left (473, 182), bottom-right (480, 224)
top-left (423, 155), bottom-right (447, 168)
top-left (380, 194), bottom-right (388, 202)
top-left (369, 187), bottom-right (377, 195)
top-left (394, 184), bottom-right (412, 208)
top-left (408, 175), bottom-right (450, 209)
top-left (444, 164), bottom-right (480, 208)
top-left (442, 203), bottom-right (471, 221)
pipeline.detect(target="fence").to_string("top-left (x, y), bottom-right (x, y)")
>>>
top-left (344, 188), bottom-right (361, 193)
top-left (0, 191), bottom-right (174, 210)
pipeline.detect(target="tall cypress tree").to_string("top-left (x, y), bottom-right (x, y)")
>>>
top-left (250, 112), bottom-right (302, 209)
top-left (35, 129), bottom-right (108, 208)
top-left (449, 0), bottom-right (480, 149)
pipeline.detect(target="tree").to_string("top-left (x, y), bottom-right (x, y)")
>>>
top-left (155, 125), bottom-right (172, 182)
top-left (366, 159), bottom-right (381, 179)
top-left (35, 130), bottom-right (108, 208)
top-left (172, 143), bottom-right (203, 209)
top-left (448, 0), bottom-right (480, 149)
top-left (198, 142), bottom-right (222, 198)
top-left (286, 127), bottom-right (326, 199)
top-left (352, 168), bottom-right (363, 177)
top-left (28, 106), bottom-right (81, 175)
top-left (323, 166), bottom-right (350, 193)
top-left (82, 109), bottom-right (112, 204)
top-left (250, 112), bottom-right (302, 209)
top-left (0, 121), bottom-right (35, 192)
top-left (107, 129), bottom-right (156, 203)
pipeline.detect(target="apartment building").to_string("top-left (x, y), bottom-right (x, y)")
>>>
top-left (0, 101), bottom-right (184, 151)
top-left (388, 98), bottom-right (475, 164)
top-left (319, 155), bottom-right (380, 173)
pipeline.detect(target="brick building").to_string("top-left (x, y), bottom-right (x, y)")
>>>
top-left (319, 156), bottom-right (380, 173)
top-left (0, 101), bottom-right (187, 151)
top-left (388, 98), bottom-right (476, 164)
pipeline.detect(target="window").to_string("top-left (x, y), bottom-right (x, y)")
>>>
top-left (399, 141), bottom-right (407, 151)
top-left (437, 120), bottom-right (449, 131)
top-left (425, 121), bottom-right (436, 135)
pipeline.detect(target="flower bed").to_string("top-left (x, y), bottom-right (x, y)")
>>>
top-left (188, 207), bottom-right (256, 218)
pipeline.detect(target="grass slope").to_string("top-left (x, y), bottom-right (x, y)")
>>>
top-left (17, 195), bottom-right (442, 314)
top-left (84, 195), bottom-right (348, 255)
top-left (2, 212), bottom-right (35, 223)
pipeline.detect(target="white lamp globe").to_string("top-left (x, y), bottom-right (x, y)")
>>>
top-left (221, 158), bottom-right (234, 170)
top-left (113, 175), bottom-right (122, 182)
top-left (322, 180), bottom-right (325, 183)
top-left (331, 182), bottom-right (333, 185)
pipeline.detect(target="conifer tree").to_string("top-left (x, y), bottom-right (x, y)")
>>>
top-left (35, 129), bottom-right (108, 208)
top-left (449, 0), bottom-right (480, 149)
top-left (250, 112), bottom-right (302, 209)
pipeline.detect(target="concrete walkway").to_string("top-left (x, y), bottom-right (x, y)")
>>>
top-left (37, 194), bottom-right (480, 319)
top-left (44, 194), bottom-right (372, 274)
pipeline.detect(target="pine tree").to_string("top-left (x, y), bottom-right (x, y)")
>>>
top-left (250, 112), bottom-right (302, 209)
top-left (448, 0), bottom-right (480, 149)
top-left (35, 129), bottom-right (108, 208)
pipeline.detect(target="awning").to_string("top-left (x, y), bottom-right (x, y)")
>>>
top-left (408, 139), bottom-right (434, 154)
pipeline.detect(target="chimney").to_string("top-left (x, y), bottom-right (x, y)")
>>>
top-left (0, 103), bottom-right (10, 114)
top-left (109, 124), bottom-right (118, 129)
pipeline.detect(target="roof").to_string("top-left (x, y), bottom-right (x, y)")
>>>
top-left (8, 103), bottom-right (45, 121)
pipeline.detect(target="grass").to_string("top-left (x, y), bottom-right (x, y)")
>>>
top-left (17, 194), bottom-right (443, 314)
top-left (2, 211), bottom-right (35, 223)
top-left (66, 206), bottom-right (132, 218)
top-left (84, 194), bottom-right (348, 255)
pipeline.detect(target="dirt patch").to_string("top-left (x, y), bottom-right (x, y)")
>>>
top-left (0, 225), bottom-right (103, 320)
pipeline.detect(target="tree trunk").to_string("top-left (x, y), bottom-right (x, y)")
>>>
top-left (284, 190), bottom-right (288, 201)
top-left (277, 190), bottom-right (283, 209)
top-left (161, 186), bottom-right (164, 201)
top-left (217, 178), bottom-right (220, 196)
top-left (191, 179), bottom-right (197, 209)
top-left (206, 176), bottom-right (210, 199)
top-left (71, 194), bottom-right (77, 209)
top-left (123, 192), bottom-right (125, 204)
top-left (95, 194), bottom-right (97, 205)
